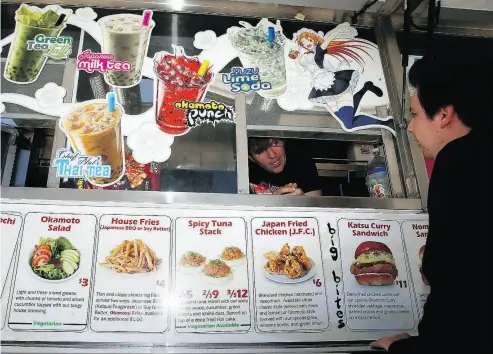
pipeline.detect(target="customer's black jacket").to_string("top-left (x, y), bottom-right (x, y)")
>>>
top-left (388, 130), bottom-right (490, 353)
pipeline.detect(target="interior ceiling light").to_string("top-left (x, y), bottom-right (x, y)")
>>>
top-left (170, 0), bottom-right (185, 11)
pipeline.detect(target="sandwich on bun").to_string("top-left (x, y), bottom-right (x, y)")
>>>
top-left (350, 241), bottom-right (398, 286)
top-left (419, 245), bottom-right (429, 285)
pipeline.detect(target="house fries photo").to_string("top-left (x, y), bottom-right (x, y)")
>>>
top-left (99, 239), bottom-right (162, 274)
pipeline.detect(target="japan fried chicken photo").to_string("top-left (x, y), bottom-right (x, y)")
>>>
top-left (263, 244), bottom-right (313, 280)
top-left (284, 256), bottom-right (304, 279)
top-left (292, 245), bottom-right (313, 270)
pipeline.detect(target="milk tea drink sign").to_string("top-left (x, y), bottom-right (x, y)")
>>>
top-left (96, 10), bottom-right (154, 88)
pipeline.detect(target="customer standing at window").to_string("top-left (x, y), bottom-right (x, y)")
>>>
top-left (371, 50), bottom-right (491, 353)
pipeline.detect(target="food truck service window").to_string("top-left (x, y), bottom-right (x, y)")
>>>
top-left (1, 2), bottom-right (424, 205)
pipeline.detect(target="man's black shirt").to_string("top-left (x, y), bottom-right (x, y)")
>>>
top-left (248, 148), bottom-right (321, 195)
top-left (388, 130), bottom-right (490, 353)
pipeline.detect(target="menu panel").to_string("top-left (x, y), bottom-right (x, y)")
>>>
top-left (1, 213), bottom-right (23, 298)
top-left (174, 217), bottom-right (251, 333)
top-left (251, 218), bottom-right (329, 332)
top-left (339, 219), bottom-right (415, 330)
top-left (401, 221), bottom-right (429, 317)
top-left (8, 212), bottom-right (96, 331)
top-left (0, 202), bottom-right (428, 345)
top-left (90, 214), bottom-right (171, 332)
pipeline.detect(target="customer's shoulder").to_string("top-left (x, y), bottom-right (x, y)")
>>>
top-left (437, 131), bottom-right (482, 163)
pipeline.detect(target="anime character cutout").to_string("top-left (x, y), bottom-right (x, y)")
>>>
top-left (290, 23), bottom-right (394, 133)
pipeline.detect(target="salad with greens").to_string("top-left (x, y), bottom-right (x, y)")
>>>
top-left (30, 237), bottom-right (80, 281)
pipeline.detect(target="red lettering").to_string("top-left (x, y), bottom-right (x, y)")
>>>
top-left (111, 218), bottom-right (137, 225)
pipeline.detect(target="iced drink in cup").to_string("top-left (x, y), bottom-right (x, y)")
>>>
top-left (60, 101), bottom-right (125, 186)
top-left (98, 13), bottom-right (155, 88)
top-left (227, 19), bottom-right (287, 98)
top-left (153, 46), bottom-right (214, 136)
top-left (4, 4), bottom-right (70, 84)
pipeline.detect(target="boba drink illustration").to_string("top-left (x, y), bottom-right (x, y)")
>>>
top-left (228, 18), bottom-right (287, 98)
top-left (4, 4), bottom-right (71, 84)
top-left (98, 10), bottom-right (155, 88)
top-left (153, 45), bottom-right (213, 136)
top-left (59, 95), bottom-right (125, 187)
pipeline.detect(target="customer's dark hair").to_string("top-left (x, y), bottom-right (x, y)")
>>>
top-left (408, 49), bottom-right (493, 130)
top-left (248, 137), bottom-right (283, 156)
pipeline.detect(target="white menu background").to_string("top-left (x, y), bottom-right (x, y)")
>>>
top-left (401, 220), bottom-right (429, 318)
top-left (338, 219), bottom-right (416, 331)
top-left (8, 212), bottom-right (96, 331)
top-left (90, 214), bottom-right (171, 333)
top-left (251, 217), bottom-right (329, 332)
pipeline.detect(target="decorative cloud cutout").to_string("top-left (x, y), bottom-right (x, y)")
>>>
top-left (276, 70), bottom-right (314, 111)
top-left (35, 83), bottom-right (66, 109)
top-left (127, 123), bottom-right (174, 164)
top-left (121, 110), bottom-right (155, 137)
top-left (193, 30), bottom-right (218, 50)
top-left (75, 7), bottom-right (97, 22)
top-left (0, 102), bottom-right (5, 114)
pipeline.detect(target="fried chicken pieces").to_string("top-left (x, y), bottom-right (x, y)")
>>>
top-left (264, 244), bottom-right (312, 279)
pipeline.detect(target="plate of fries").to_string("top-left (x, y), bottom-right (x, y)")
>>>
top-left (99, 239), bottom-right (162, 275)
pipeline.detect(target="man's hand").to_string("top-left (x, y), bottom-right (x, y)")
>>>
top-left (371, 333), bottom-right (411, 351)
top-left (273, 183), bottom-right (304, 196)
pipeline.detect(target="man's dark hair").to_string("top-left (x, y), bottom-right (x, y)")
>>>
top-left (248, 137), bottom-right (283, 156)
top-left (408, 49), bottom-right (493, 131)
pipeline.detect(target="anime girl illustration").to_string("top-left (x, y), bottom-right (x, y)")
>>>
top-left (290, 23), bottom-right (394, 133)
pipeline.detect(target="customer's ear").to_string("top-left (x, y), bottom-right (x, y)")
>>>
top-left (438, 105), bottom-right (454, 129)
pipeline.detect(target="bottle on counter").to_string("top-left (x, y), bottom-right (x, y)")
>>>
top-left (366, 148), bottom-right (392, 198)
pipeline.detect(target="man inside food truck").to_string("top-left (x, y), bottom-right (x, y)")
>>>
top-left (248, 137), bottom-right (322, 196)
top-left (371, 50), bottom-right (490, 353)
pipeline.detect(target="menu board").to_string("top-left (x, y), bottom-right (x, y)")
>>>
top-left (174, 217), bottom-right (251, 333)
top-left (8, 212), bottom-right (97, 331)
top-left (1, 213), bottom-right (23, 330)
top-left (1, 213), bottom-right (22, 299)
top-left (90, 214), bottom-right (171, 333)
top-left (401, 221), bottom-right (429, 317)
top-left (0, 201), bottom-right (431, 348)
top-left (338, 219), bottom-right (415, 330)
top-left (251, 217), bottom-right (329, 332)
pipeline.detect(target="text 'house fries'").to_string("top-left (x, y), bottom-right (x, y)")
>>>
top-left (99, 240), bottom-right (162, 274)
